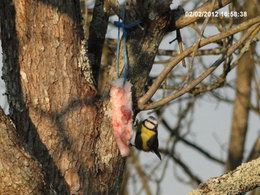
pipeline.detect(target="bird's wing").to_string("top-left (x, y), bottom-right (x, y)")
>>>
top-left (134, 123), bottom-right (143, 149)
top-left (147, 134), bottom-right (161, 160)
top-left (147, 134), bottom-right (158, 149)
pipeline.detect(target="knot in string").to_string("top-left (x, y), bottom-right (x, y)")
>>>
top-left (114, 20), bottom-right (141, 37)
top-left (113, 7), bottom-right (141, 83)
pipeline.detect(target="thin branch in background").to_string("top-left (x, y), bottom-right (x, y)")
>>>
top-left (178, 137), bottom-right (225, 165)
top-left (154, 48), bottom-right (225, 64)
top-left (173, 164), bottom-right (192, 186)
top-left (120, 167), bottom-right (130, 195)
top-left (153, 157), bottom-right (171, 195)
top-left (253, 67), bottom-right (260, 111)
top-left (211, 89), bottom-right (234, 103)
top-left (141, 57), bottom-right (226, 110)
top-left (208, 82), bottom-right (260, 116)
top-left (138, 17), bottom-right (260, 109)
top-left (246, 135), bottom-right (260, 162)
top-left (170, 101), bottom-right (194, 135)
top-left (222, 35), bottom-right (233, 75)
top-left (185, 0), bottom-right (216, 84)
top-left (161, 106), bottom-right (225, 165)
top-left (191, 25), bottom-right (259, 95)
top-left (156, 98), bottom-right (195, 143)
top-left (139, 21), bottom-right (260, 110)
top-left (131, 153), bottom-right (152, 195)
top-left (250, 103), bottom-right (260, 114)
top-left (161, 148), bottom-right (202, 185)
top-left (176, 29), bottom-right (187, 68)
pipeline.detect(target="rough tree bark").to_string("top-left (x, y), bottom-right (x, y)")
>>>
top-left (189, 158), bottom-right (260, 195)
top-left (0, 108), bottom-right (44, 194)
top-left (0, 0), bottom-right (123, 194)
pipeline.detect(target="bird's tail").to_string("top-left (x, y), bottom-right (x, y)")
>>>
top-left (154, 149), bottom-right (161, 160)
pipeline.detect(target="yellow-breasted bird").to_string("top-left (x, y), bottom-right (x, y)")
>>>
top-left (134, 116), bottom-right (161, 160)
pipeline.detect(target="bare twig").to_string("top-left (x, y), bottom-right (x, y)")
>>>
top-left (211, 89), bottom-right (260, 115)
top-left (131, 153), bottom-right (152, 195)
top-left (140, 23), bottom-right (259, 110)
top-left (155, 48), bottom-right (225, 61)
top-left (191, 25), bottom-right (259, 94)
top-left (186, 0), bottom-right (216, 83)
top-left (160, 103), bottom-right (225, 165)
top-left (176, 29), bottom-right (186, 68)
top-left (160, 148), bottom-right (202, 185)
top-left (105, 39), bottom-right (225, 60)
top-left (138, 17), bottom-right (260, 110)
top-left (246, 135), bottom-right (260, 162)
top-left (179, 137), bottom-right (225, 165)
top-left (140, 59), bottom-right (224, 110)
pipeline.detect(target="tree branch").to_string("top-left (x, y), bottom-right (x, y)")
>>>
top-left (226, 1), bottom-right (259, 171)
top-left (247, 135), bottom-right (260, 162)
top-left (88, 0), bottom-right (109, 85)
top-left (186, 0), bottom-right (217, 84)
top-left (0, 108), bottom-right (44, 194)
top-left (138, 17), bottom-right (260, 110)
top-left (105, 38), bottom-right (225, 59)
top-left (161, 116), bottom-right (224, 165)
top-left (180, 137), bottom-right (225, 165)
top-left (191, 27), bottom-right (259, 95)
top-left (188, 158), bottom-right (260, 195)
top-left (131, 153), bottom-right (152, 195)
top-left (161, 149), bottom-right (202, 185)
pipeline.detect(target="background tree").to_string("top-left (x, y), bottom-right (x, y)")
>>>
top-left (0, 0), bottom-right (259, 194)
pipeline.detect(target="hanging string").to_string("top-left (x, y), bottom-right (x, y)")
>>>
top-left (115, 18), bottom-right (121, 78)
top-left (114, 6), bottom-right (141, 83)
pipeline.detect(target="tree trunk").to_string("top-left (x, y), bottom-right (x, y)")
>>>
top-left (0, 0), bottom-right (125, 194)
top-left (226, 0), bottom-right (256, 171)
top-left (227, 48), bottom-right (254, 171)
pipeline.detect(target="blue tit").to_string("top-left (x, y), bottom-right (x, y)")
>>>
top-left (134, 116), bottom-right (161, 160)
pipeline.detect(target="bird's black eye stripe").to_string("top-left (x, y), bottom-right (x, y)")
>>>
top-left (143, 119), bottom-right (157, 130)
top-left (146, 119), bottom-right (156, 126)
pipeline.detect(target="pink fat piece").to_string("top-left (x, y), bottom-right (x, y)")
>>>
top-left (110, 78), bottom-right (133, 157)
